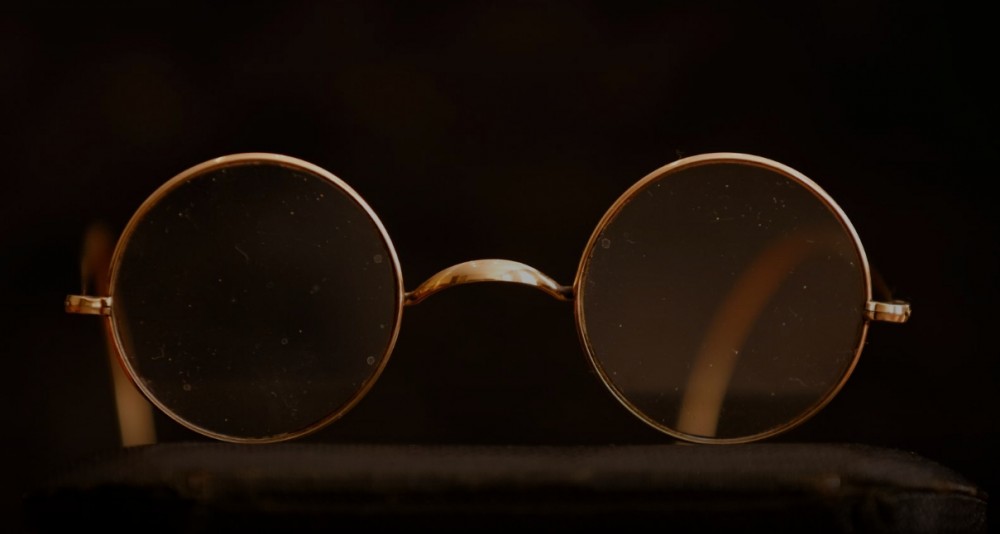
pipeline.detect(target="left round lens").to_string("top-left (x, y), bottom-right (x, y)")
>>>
top-left (109, 155), bottom-right (403, 442)
top-left (576, 154), bottom-right (870, 443)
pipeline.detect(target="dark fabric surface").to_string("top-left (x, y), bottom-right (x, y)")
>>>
top-left (24, 442), bottom-right (987, 533)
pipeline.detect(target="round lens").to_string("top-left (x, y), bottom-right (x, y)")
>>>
top-left (576, 154), bottom-right (870, 443)
top-left (109, 154), bottom-right (402, 442)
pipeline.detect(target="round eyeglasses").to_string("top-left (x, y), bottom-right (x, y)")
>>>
top-left (66, 153), bottom-right (910, 444)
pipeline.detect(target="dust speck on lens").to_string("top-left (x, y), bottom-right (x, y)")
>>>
top-left (601, 238), bottom-right (612, 249)
top-left (366, 356), bottom-right (376, 365)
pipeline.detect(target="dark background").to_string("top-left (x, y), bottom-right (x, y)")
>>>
top-left (2, 1), bottom-right (996, 530)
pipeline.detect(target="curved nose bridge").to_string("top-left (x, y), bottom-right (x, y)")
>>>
top-left (404, 259), bottom-right (574, 306)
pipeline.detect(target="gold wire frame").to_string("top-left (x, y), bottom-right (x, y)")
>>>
top-left (574, 153), bottom-right (883, 444)
top-left (68, 152), bottom-right (908, 445)
top-left (104, 153), bottom-right (406, 443)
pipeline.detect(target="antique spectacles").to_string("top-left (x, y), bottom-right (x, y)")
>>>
top-left (66, 152), bottom-right (910, 445)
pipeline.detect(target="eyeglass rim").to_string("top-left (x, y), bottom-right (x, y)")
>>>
top-left (571, 152), bottom-right (875, 445)
top-left (100, 151), bottom-right (879, 445)
top-left (105, 153), bottom-right (406, 443)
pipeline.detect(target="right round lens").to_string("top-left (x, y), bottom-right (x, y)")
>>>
top-left (576, 154), bottom-right (871, 443)
top-left (108, 154), bottom-right (403, 442)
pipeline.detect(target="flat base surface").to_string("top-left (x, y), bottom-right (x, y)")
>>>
top-left (24, 442), bottom-right (987, 533)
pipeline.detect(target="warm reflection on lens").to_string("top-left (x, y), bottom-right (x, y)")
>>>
top-left (578, 157), bottom-right (868, 442)
top-left (111, 158), bottom-right (400, 441)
